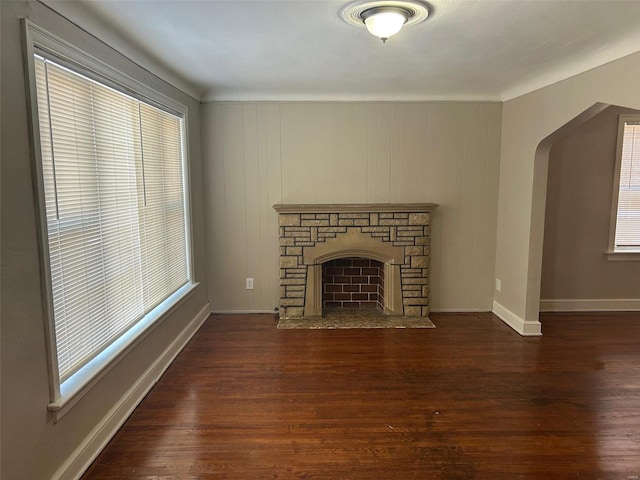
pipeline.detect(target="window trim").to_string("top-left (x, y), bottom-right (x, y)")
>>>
top-left (606, 114), bottom-right (640, 261)
top-left (22, 19), bottom-right (197, 420)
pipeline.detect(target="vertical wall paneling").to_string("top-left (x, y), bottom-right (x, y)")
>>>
top-left (317, 104), bottom-right (335, 202)
top-left (333, 104), bottom-right (355, 203)
top-left (222, 104), bottom-right (248, 308)
top-left (461, 104), bottom-right (481, 308)
top-left (204, 102), bottom-right (502, 312)
top-left (243, 104), bottom-right (261, 309)
top-left (440, 104), bottom-right (466, 307)
top-left (353, 104), bottom-right (369, 202)
top-left (376, 104), bottom-right (393, 202)
top-left (205, 106), bottom-right (229, 308)
top-left (424, 104), bottom-right (447, 307)
top-left (256, 104), bottom-right (271, 308)
top-left (365, 104), bottom-right (378, 203)
top-left (307, 104), bottom-right (319, 203)
top-left (288, 104), bottom-right (310, 202)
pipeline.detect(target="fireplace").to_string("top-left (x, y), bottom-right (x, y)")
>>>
top-left (274, 204), bottom-right (438, 320)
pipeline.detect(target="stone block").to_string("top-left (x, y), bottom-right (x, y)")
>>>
top-left (281, 278), bottom-right (306, 285)
top-left (338, 219), bottom-right (354, 226)
top-left (409, 213), bottom-right (429, 225)
top-left (422, 285), bottom-right (430, 297)
top-left (402, 290), bottom-right (422, 298)
top-left (280, 256), bottom-right (299, 268)
top-left (284, 307), bottom-right (304, 318)
top-left (329, 213), bottom-right (339, 225)
top-left (404, 246), bottom-right (424, 256)
top-left (361, 226), bottom-right (388, 233)
top-left (403, 277), bottom-right (428, 285)
top-left (286, 289), bottom-right (305, 298)
top-left (281, 298), bottom-right (304, 306)
top-left (415, 236), bottom-right (429, 245)
top-left (421, 306), bottom-right (430, 316)
top-left (397, 229), bottom-right (423, 236)
top-left (403, 297), bottom-right (429, 306)
top-left (279, 214), bottom-right (301, 226)
top-left (286, 246), bottom-right (302, 256)
top-left (404, 306), bottom-right (421, 317)
top-left (411, 255), bottom-right (429, 268)
top-left (370, 213), bottom-right (379, 225)
top-left (279, 237), bottom-right (295, 246)
top-left (301, 219), bottom-right (329, 227)
top-left (379, 219), bottom-right (407, 226)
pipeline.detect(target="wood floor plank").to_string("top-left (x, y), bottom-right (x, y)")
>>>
top-left (81, 312), bottom-right (640, 479)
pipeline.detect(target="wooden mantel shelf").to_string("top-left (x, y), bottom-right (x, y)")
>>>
top-left (273, 203), bottom-right (439, 214)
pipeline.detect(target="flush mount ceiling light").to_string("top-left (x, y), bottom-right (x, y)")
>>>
top-left (341, 0), bottom-right (430, 43)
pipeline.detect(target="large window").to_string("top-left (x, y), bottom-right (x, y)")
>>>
top-left (31, 50), bottom-right (192, 400)
top-left (609, 115), bottom-right (640, 256)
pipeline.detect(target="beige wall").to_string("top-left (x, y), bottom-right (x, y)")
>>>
top-left (541, 106), bottom-right (640, 301)
top-left (495, 51), bottom-right (640, 333)
top-left (202, 102), bottom-right (502, 313)
top-left (0, 2), bottom-right (209, 479)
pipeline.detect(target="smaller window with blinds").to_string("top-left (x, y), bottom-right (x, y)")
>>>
top-left (609, 114), bottom-right (640, 257)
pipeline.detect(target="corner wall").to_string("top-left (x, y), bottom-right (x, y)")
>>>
top-left (494, 51), bottom-right (640, 333)
top-left (0, 2), bottom-right (209, 479)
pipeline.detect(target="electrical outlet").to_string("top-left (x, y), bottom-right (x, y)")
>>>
top-left (246, 278), bottom-right (254, 290)
top-left (495, 278), bottom-right (501, 292)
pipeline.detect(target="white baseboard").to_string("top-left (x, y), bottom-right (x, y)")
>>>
top-left (53, 303), bottom-right (210, 480)
top-left (211, 309), bottom-right (277, 314)
top-left (492, 300), bottom-right (542, 336)
top-left (540, 298), bottom-right (640, 312)
top-left (430, 308), bottom-right (492, 313)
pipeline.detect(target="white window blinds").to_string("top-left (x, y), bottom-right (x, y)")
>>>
top-left (614, 119), bottom-right (640, 250)
top-left (34, 55), bottom-right (190, 382)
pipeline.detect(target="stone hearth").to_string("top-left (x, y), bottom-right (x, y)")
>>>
top-left (274, 204), bottom-right (438, 320)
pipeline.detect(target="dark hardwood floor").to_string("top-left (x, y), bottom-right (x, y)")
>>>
top-left (81, 312), bottom-right (640, 479)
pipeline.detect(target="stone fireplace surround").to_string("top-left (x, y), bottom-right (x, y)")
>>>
top-left (274, 204), bottom-right (438, 320)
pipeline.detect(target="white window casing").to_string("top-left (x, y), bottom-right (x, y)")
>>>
top-left (22, 20), bottom-right (196, 420)
top-left (607, 114), bottom-right (640, 261)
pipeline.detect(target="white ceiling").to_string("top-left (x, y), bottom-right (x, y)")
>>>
top-left (45, 0), bottom-right (640, 102)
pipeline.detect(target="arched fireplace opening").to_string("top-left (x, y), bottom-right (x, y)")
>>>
top-left (322, 257), bottom-right (384, 314)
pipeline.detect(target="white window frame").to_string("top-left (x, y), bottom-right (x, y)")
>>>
top-left (607, 114), bottom-right (640, 261)
top-left (22, 19), bottom-right (197, 420)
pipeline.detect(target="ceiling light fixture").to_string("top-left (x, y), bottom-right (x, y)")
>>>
top-left (341, 0), bottom-right (430, 43)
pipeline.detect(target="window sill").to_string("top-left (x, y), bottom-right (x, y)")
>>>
top-left (47, 282), bottom-right (198, 422)
top-left (605, 250), bottom-right (640, 261)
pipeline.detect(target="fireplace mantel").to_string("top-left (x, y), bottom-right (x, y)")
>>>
top-left (274, 203), bottom-right (438, 214)
top-left (273, 203), bottom-right (438, 320)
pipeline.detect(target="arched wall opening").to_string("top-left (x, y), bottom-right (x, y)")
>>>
top-left (526, 102), bottom-right (640, 326)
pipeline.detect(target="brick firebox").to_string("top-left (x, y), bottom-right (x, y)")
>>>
top-left (273, 204), bottom-right (438, 320)
top-left (323, 257), bottom-right (385, 311)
